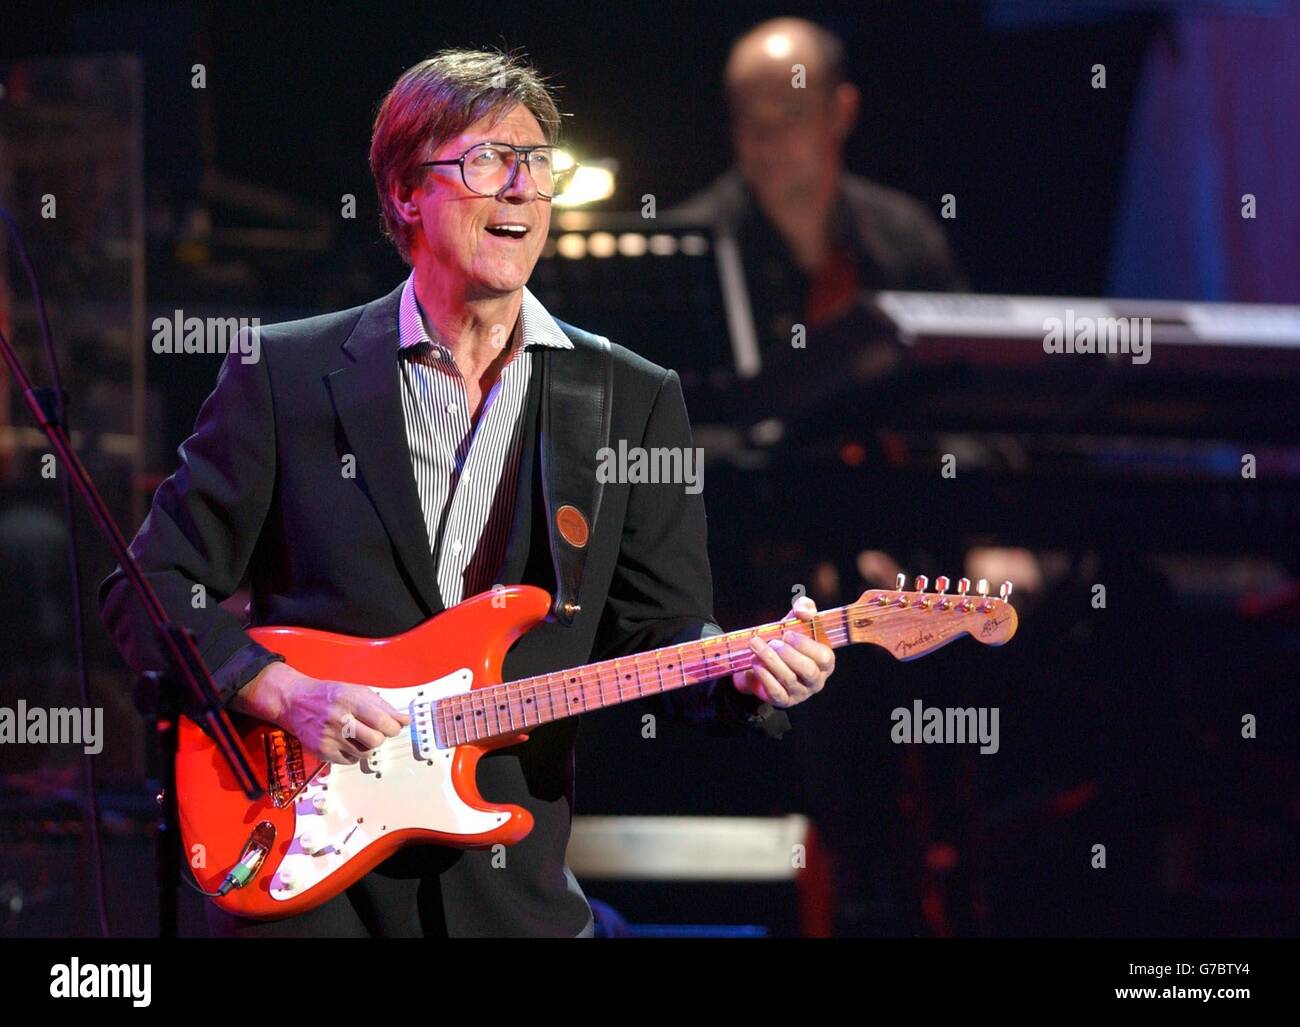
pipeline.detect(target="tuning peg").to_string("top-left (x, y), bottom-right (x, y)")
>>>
top-left (934, 575), bottom-right (951, 609)
top-left (912, 576), bottom-right (929, 608)
top-left (956, 577), bottom-right (972, 610)
top-left (892, 572), bottom-right (911, 606)
top-left (999, 580), bottom-right (1014, 602)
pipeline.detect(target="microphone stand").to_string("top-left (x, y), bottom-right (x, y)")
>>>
top-left (0, 320), bottom-right (262, 940)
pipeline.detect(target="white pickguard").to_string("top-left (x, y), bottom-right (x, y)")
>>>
top-left (270, 668), bottom-right (506, 902)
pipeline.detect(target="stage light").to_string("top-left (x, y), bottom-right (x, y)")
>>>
top-left (647, 233), bottom-right (677, 256)
top-left (587, 232), bottom-right (617, 258)
top-left (617, 233), bottom-right (647, 257)
top-left (679, 233), bottom-right (709, 256)
top-left (553, 153), bottom-right (617, 207)
top-left (555, 233), bottom-right (587, 259)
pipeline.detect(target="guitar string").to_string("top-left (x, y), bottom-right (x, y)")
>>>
top-left (300, 626), bottom-right (855, 775)
top-left (369, 622), bottom-right (867, 765)
top-left (381, 602), bottom-right (975, 757)
top-left (293, 597), bottom-right (997, 770)
top-left (426, 604), bottom-right (866, 737)
top-left (426, 618), bottom-right (850, 748)
top-left (430, 596), bottom-right (992, 747)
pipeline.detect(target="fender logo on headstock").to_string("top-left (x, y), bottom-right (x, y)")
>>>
top-left (895, 630), bottom-right (936, 657)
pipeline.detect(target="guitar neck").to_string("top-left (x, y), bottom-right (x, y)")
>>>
top-left (432, 609), bottom-right (851, 746)
top-left (428, 579), bottom-right (1018, 747)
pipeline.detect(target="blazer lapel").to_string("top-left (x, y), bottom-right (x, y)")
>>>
top-left (326, 283), bottom-right (444, 617)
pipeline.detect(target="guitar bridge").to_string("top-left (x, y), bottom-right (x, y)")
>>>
top-left (265, 730), bottom-right (309, 808)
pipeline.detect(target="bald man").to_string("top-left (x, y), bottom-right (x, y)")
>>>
top-left (675, 19), bottom-right (965, 937)
top-left (676, 17), bottom-right (963, 349)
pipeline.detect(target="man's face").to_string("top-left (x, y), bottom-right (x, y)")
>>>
top-left (402, 104), bottom-right (552, 297)
top-left (728, 79), bottom-right (843, 209)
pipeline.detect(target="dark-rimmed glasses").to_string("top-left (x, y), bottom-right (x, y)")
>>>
top-left (420, 142), bottom-right (577, 200)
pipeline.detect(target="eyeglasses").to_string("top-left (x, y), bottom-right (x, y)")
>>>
top-left (420, 142), bottom-right (578, 200)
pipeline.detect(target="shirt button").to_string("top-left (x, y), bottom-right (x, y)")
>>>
top-left (451, 539), bottom-right (463, 554)
top-left (447, 402), bottom-right (459, 414)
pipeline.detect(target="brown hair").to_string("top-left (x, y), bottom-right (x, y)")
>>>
top-left (370, 48), bottom-right (563, 263)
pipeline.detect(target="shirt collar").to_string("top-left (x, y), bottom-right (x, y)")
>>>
top-left (398, 271), bottom-right (574, 354)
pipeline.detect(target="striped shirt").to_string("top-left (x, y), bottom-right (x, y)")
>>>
top-left (396, 273), bottom-right (573, 608)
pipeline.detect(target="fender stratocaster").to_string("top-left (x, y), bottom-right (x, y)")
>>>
top-left (178, 575), bottom-right (1018, 918)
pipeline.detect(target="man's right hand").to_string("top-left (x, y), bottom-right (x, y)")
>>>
top-left (233, 661), bottom-right (411, 764)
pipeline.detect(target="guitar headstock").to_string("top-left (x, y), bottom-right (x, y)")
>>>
top-left (845, 575), bottom-right (1018, 661)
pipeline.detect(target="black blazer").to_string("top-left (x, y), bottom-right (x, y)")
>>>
top-left (100, 280), bottom-right (787, 937)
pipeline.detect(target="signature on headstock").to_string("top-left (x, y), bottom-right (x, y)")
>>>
top-left (981, 615), bottom-right (1010, 638)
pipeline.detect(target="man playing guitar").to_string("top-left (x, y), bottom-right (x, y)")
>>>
top-left (100, 48), bottom-right (836, 938)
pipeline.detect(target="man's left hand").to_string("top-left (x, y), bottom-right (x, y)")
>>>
top-left (733, 596), bottom-right (835, 709)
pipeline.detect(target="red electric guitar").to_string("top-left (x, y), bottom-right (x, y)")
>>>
top-left (178, 575), bottom-right (1018, 918)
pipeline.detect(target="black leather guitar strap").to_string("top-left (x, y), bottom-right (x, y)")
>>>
top-left (540, 321), bottom-right (613, 626)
